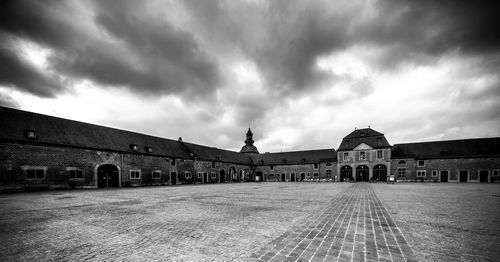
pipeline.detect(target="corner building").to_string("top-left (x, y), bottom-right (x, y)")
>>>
top-left (0, 106), bottom-right (499, 192)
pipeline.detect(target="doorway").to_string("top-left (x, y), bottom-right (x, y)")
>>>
top-left (97, 165), bottom-right (119, 188)
top-left (340, 166), bottom-right (352, 182)
top-left (220, 169), bottom-right (226, 183)
top-left (203, 173), bottom-right (208, 184)
top-left (291, 173), bottom-right (296, 182)
top-left (440, 170), bottom-right (448, 182)
top-left (356, 165), bottom-right (369, 182)
top-left (171, 172), bottom-right (177, 185)
top-left (300, 173), bottom-right (305, 181)
top-left (281, 173), bottom-right (286, 182)
top-left (373, 164), bottom-right (387, 182)
top-left (459, 170), bottom-right (468, 182)
top-left (480, 170), bottom-right (489, 182)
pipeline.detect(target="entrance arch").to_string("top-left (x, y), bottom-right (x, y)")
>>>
top-left (340, 166), bottom-right (352, 182)
top-left (97, 164), bottom-right (120, 188)
top-left (356, 165), bottom-right (369, 182)
top-left (373, 164), bottom-right (388, 182)
top-left (219, 169), bottom-right (226, 183)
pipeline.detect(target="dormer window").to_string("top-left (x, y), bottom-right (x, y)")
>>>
top-left (282, 159), bottom-right (287, 164)
top-left (345, 140), bottom-right (350, 146)
top-left (377, 137), bottom-right (382, 145)
top-left (360, 132), bottom-right (365, 137)
top-left (25, 129), bottom-right (37, 139)
top-left (130, 144), bottom-right (139, 151)
top-left (145, 146), bottom-right (153, 153)
top-left (313, 163), bottom-right (319, 169)
top-left (270, 165), bottom-right (274, 170)
top-left (171, 159), bottom-right (176, 166)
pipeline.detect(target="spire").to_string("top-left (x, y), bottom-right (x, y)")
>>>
top-left (240, 128), bottom-right (259, 154)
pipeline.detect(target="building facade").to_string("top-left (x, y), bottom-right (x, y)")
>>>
top-left (0, 106), bottom-right (499, 192)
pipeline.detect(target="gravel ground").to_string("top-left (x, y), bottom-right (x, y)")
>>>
top-left (372, 183), bottom-right (500, 262)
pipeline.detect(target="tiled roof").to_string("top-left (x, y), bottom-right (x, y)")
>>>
top-left (0, 106), bottom-right (191, 158)
top-left (181, 142), bottom-right (253, 165)
top-left (251, 149), bottom-right (337, 165)
top-left (337, 128), bottom-right (391, 151)
top-left (392, 137), bottom-right (500, 159)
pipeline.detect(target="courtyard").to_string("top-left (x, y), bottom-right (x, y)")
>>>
top-left (0, 182), bottom-right (498, 261)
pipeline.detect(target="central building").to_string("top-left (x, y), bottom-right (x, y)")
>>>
top-left (336, 128), bottom-right (392, 182)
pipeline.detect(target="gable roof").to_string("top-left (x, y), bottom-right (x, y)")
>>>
top-left (337, 128), bottom-right (391, 151)
top-left (251, 149), bottom-right (337, 165)
top-left (181, 141), bottom-right (253, 165)
top-left (392, 137), bottom-right (500, 159)
top-left (0, 106), bottom-right (189, 159)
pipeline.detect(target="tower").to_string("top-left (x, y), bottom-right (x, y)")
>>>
top-left (240, 128), bottom-right (259, 154)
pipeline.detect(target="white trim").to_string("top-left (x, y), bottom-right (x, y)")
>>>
top-left (152, 170), bottom-right (161, 179)
top-left (22, 166), bottom-right (47, 180)
top-left (130, 169), bottom-right (141, 179)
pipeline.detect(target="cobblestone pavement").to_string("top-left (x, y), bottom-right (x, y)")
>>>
top-left (0, 183), bottom-right (418, 261)
top-left (250, 183), bottom-right (418, 262)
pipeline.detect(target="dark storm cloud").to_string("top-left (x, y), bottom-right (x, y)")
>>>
top-left (0, 0), bottom-right (222, 99)
top-left (183, 0), bottom-right (500, 89)
top-left (0, 38), bottom-right (62, 97)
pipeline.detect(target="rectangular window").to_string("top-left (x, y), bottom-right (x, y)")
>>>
top-left (493, 169), bottom-right (499, 177)
top-left (185, 171), bottom-right (192, 179)
top-left (313, 172), bottom-right (319, 178)
top-left (326, 170), bottom-right (332, 178)
top-left (25, 168), bottom-right (46, 179)
top-left (211, 162), bottom-right (215, 168)
top-left (269, 173), bottom-right (274, 178)
top-left (197, 172), bottom-right (202, 179)
top-left (417, 160), bottom-right (425, 167)
top-left (397, 167), bottom-right (406, 178)
top-left (152, 170), bottom-right (161, 179)
top-left (417, 170), bottom-right (426, 177)
top-left (359, 151), bottom-right (366, 160)
top-left (270, 165), bottom-right (274, 170)
top-left (170, 159), bottom-right (176, 166)
top-left (68, 169), bottom-right (83, 179)
top-left (377, 150), bottom-right (383, 159)
top-left (211, 172), bottom-right (216, 179)
top-left (432, 170), bottom-right (438, 177)
top-left (343, 152), bottom-right (349, 161)
top-left (130, 170), bottom-right (141, 179)
top-left (313, 163), bottom-right (319, 169)
top-left (307, 173), bottom-right (310, 178)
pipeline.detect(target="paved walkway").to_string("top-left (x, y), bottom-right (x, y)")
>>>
top-left (250, 183), bottom-right (418, 262)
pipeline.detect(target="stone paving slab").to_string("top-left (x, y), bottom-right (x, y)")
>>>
top-left (251, 183), bottom-right (418, 262)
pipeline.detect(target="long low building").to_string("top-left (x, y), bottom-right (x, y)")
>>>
top-left (0, 106), bottom-right (499, 191)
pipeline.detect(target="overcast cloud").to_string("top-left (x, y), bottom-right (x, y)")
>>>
top-left (1, 0), bottom-right (499, 152)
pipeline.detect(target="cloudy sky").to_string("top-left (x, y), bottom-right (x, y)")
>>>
top-left (1, 0), bottom-right (499, 152)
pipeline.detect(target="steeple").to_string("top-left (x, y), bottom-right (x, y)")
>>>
top-left (240, 128), bottom-right (259, 154)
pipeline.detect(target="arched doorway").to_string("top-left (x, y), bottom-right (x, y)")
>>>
top-left (219, 169), bottom-right (226, 183)
top-left (356, 165), bottom-right (369, 182)
top-left (374, 164), bottom-right (387, 182)
top-left (340, 166), bottom-right (352, 182)
top-left (97, 164), bottom-right (119, 188)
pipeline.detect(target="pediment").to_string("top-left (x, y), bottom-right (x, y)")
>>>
top-left (354, 143), bottom-right (373, 150)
